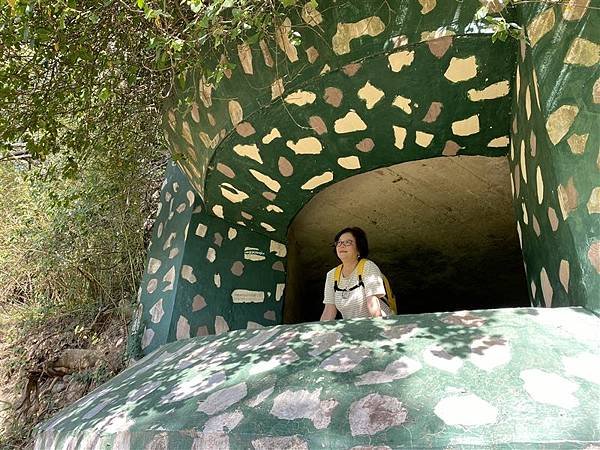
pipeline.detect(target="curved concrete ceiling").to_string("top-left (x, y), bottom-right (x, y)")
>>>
top-left (287, 155), bottom-right (529, 321)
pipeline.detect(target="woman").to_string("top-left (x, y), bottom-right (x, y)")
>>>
top-left (320, 227), bottom-right (392, 320)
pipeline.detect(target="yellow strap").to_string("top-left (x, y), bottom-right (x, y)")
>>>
top-left (334, 264), bottom-right (342, 283)
top-left (356, 258), bottom-right (368, 276)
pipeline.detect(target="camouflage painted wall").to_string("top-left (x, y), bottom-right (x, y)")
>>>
top-left (134, 0), bottom-right (599, 355)
top-left (509, 1), bottom-right (599, 313)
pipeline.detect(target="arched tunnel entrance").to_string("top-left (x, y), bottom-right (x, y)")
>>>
top-left (284, 155), bottom-right (529, 323)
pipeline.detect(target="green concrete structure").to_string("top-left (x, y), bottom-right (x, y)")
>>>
top-left (36, 0), bottom-right (599, 447)
top-left (35, 307), bottom-right (600, 448)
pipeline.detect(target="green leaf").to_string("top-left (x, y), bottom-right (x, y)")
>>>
top-left (99, 87), bottom-right (111, 101)
top-left (136, 0), bottom-right (144, 9)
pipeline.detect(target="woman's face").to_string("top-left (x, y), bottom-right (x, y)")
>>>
top-left (335, 232), bottom-right (359, 262)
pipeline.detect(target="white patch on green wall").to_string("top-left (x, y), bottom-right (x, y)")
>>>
top-left (228, 227), bottom-right (237, 240)
top-left (270, 240), bottom-right (287, 257)
top-left (244, 247), bottom-right (266, 261)
top-left (148, 258), bottom-right (162, 274)
top-left (276, 283), bottom-right (285, 301)
top-left (207, 247), bottom-right (216, 263)
top-left (195, 223), bottom-right (208, 237)
top-left (232, 290), bottom-right (265, 303)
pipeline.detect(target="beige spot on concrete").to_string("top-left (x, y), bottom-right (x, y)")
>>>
top-left (393, 126), bottom-right (407, 150)
top-left (567, 133), bottom-right (588, 154)
top-left (525, 85), bottom-right (532, 119)
top-left (147, 278), bottom-right (158, 294)
top-left (278, 157), bottom-right (294, 177)
top-left (443, 140), bottom-right (461, 156)
top-left (452, 115), bottom-right (480, 136)
top-left (196, 326), bottom-right (209, 337)
top-left (215, 315), bottom-right (229, 334)
top-left (427, 36), bottom-right (453, 59)
top-left (391, 34), bottom-right (409, 48)
top-left (263, 191), bottom-right (276, 201)
top-left (199, 131), bottom-right (222, 149)
top-left (169, 248), bottom-right (179, 259)
top-left (233, 143), bottom-right (263, 164)
top-left (163, 232), bottom-right (176, 250)
top-left (434, 394), bottom-right (497, 426)
top-left (562, 0), bottom-right (590, 20)
top-left (228, 100), bottom-right (243, 126)
top-left (231, 261), bottom-right (245, 277)
top-left (530, 131), bottom-right (537, 157)
top-left (163, 266), bottom-right (176, 291)
top-left (275, 18), bottom-right (299, 62)
top-left (148, 258), bottom-right (161, 274)
top-left (214, 273), bottom-right (221, 288)
top-left (334, 111), bottom-right (367, 133)
top-left (392, 95), bottom-right (412, 114)
top-left (216, 163), bottom-right (235, 179)
top-left (232, 290), bottom-right (265, 304)
top-left (418, 0), bottom-right (436, 14)
top-left (343, 63), bottom-right (362, 77)
top-left (528, 8), bottom-right (555, 47)
top-left (540, 268), bottom-right (553, 307)
top-left (261, 222), bottom-right (275, 232)
top-left (259, 39), bottom-right (274, 68)
top-left (237, 43), bottom-right (253, 75)
top-left (267, 241), bottom-right (287, 259)
top-left (176, 203), bottom-right (186, 213)
top-left (388, 50), bottom-right (415, 72)
top-left (302, 2), bottom-right (322, 25)
top-left (285, 90), bottom-right (317, 106)
top-left (182, 265), bottom-right (196, 284)
top-left (262, 128), bottom-right (281, 145)
top-left (468, 80), bottom-right (510, 101)
top-left (557, 177), bottom-right (579, 219)
top-left (488, 136), bottom-right (509, 147)
top-left (559, 259), bottom-right (570, 293)
top-left (320, 64), bottom-right (331, 75)
top-left (176, 315), bottom-right (190, 341)
top-left (220, 183), bottom-right (249, 203)
top-left (309, 116), bottom-right (327, 135)
top-left (332, 16), bottom-right (385, 55)
top-left (212, 205), bottom-right (224, 219)
top-left (286, 137), bottom-right (323, 154)
top-left (306, 46), bottom-right (319, 63)
top-left (338, 156), bottom-right (361, 169)
top-left (187, 190), bottom-right (195, 207)
top-left (324, 87), bottom-right (343, 107)
top-left (587, 187), bottom-right (600, 214)
top-left (271, 78), bottom-right (284, 99)
top-left (416, 131), bottom-right (434, 147)
top-left (565, 38), bottom-right (600, 66)
top-left (522, 203), bottom-right (529, 225)
top-left (192, 295), bottom-right (206, 312)
top-left (593, 78), bottom-right (600, 104)
top-left (190, 102), bottom-right (200, 123)
top-left (149, 299), bottom-right (164, 323)
top-left (195, 223), bottom-right (207, 237)
top-left (236, 122), bottom-right (256, 137)
top-left (358, 82), bottom-right (385, 109)
top-left (532, 214), bottom-right (541, 236)
top-left (272, 261), bottom-right (285, 272)
top-left (520, 141), bottom-right (528, 184)
top-left (249, 169), bottom-right (281, 192)
top-left (423, 102), bottom-right (442, 123)
top-left (301, 171), bottom-right (334, 190)
top-left (228, 227), bottom-right (237, 240)
top-left (349, 393), bottom-right (407, 436)
top-left (536, 167), bottom-right (544, 204)
top-left (141, 328), bottom-right (154, 350)
top-left (181, 121), bottom-right (194, 146)
top-left (548, 207), bottom-right (559, 231)
top-left (275, 283), bottom-right (285, 301)
top-left (444, 56), bottom-right (478, 83)
top-left (208, 113), bottom-right (216, 127)
top-left (267, 204), bottom-right (283, 213)
top-left (588, 242), bottom-right (600, 273)
top-left (356, 138), bottom-right (375, 152)
top-left (199, 76), bottom-right (214, 107)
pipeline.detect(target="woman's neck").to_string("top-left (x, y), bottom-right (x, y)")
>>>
top-left (341, 259), bottom-right (359, 276)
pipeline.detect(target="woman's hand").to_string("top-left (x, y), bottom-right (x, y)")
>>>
top-left (366, 295), bottom-right (382, 318)
top-left (320, 304), bottom-right (337, 321)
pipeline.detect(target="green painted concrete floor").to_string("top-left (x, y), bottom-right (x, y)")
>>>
top-left (35, 307), bottom-right (600, 449)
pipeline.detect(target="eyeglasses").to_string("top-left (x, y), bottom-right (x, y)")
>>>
top-left (335, 239), bottom-right (355, 247)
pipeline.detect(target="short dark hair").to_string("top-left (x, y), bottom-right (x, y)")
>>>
top-left (334, 227), bottom-right (369, 260)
